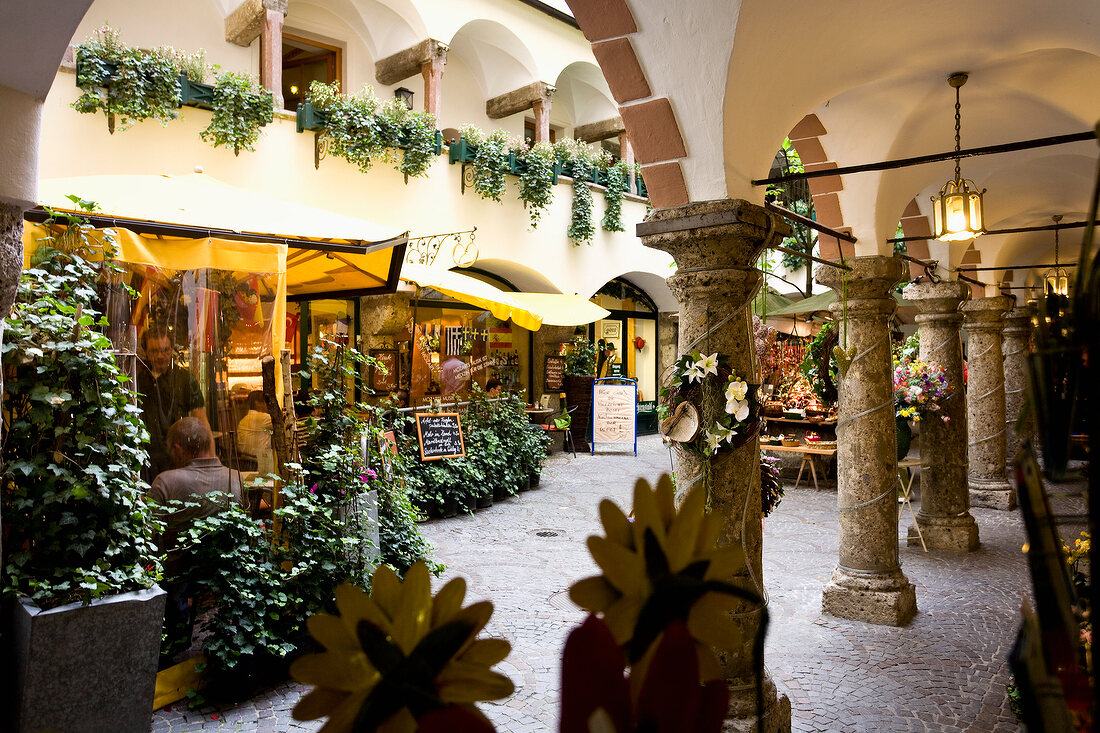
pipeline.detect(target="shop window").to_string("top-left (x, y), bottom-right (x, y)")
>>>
top-left (287, 298), bottom-right (358, 401)
top-left (282, 34), bottom-right (341, 111)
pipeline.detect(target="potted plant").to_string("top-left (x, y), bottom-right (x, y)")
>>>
top-left (2, 210), bottom-right (165, 732)
top-left (555, 138), bottom-right (598, 246)
top-left (516, 140), bottom-right (557, 229)
top-left (893, 353), bottom-right (952, 460)
top-left (563, 333), bottom-right (598, 452)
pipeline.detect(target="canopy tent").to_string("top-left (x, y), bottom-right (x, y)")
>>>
top-left (752, 290), bottom-right (794, 317)
top-left (767, 289), bottom-right (913, 316)
top-left (27, 173), bottom-right (408, 299)
top-left (400, 264), bottom-right (612, 330)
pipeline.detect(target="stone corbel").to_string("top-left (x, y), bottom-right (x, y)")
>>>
top-left (574, 117), bottom-right (625, 144)
top-left (225, 0), bottom-right (287, 47)
top-left (375, 39), bottom-right (449, 86)
top-left (485, 81), bottom-right (555, 120)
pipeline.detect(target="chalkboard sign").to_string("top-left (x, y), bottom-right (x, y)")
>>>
top-left (415, 413), bottom-right (466, 460)
top-left (370, 350), bottom-right (398, 392)
top-left (545, 355), bottom-right (565, 391)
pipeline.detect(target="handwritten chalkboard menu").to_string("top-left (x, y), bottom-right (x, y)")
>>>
top-left (369, 350), bottom-right (398, 392)
top-left (545, 355), bottom-right (565, 391)
top-left (591, 379), bottom-right (637, 455)
top-left (415, 413), bottom-right (466, 460)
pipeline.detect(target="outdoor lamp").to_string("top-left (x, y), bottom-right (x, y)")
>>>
top-left (395, 87), bottom-right (414, 110)
top-left (1044, 215), bottom-right (1070, 296)
top-left (932, 73), bottom-right (987, 242)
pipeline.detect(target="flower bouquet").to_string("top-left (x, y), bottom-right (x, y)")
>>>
top-left (893, 357), bottom-right (951, 423)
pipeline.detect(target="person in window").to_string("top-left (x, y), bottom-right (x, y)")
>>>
top-left (236, 390), bottom-right (274, 475)
top-left (485, 377), bottom-right (504, 397)
top-left (137, 327), bottom-right (207, 480)
top-left (148, 417), bottom-right (242, 663)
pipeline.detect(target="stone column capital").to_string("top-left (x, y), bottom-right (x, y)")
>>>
top-left (816, 255), bottom-right (905, 301)
top-left (962, 295), bottom-right (1013, 325)
top-left (638, 199), bottom-right (789, 272)
top-left (903, 280), bottom-right (971, 314)
top-left (1003, 305), bottom-right (1033, 335)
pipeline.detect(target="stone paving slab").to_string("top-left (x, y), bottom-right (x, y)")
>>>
top-left (150, 436), bottom-right (1067, 732)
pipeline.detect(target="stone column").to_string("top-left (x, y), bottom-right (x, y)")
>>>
top-left (0, 202), bottom-right (23, 320)
top-left (817, 257), bottom-right (916, 626)
top-left (962, 296), bottom-right (1016, 510)
top-left (420, 52), bottom-right (446, 118)
top-left (620, 133), bottom-right (635, 189)
top-left (1003, 305), bottom-right (1033, 465)
top-left (532, 96), bottom-right (552, 143)
top-left (902, 282), bottom-right (980, 551)
top-left (260, 5), bottom-right (286, 109)
top-left (640, 199), bottom-right (791, 733)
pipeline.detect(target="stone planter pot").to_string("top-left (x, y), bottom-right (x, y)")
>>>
top-left (516, 475), bottom-right (532, 492)
top-left (563, 374), bottom-right (595, 452)
top-left (441, 496), bottom-right (459, 518)
top-left (476, 493), bottom-right (494, 510)
top-left (529, 471), bottom-right (541, 488)
top-left (492, 483), bottom-right (511, 502)
top-left (6, 586), bottom-right (166, 733)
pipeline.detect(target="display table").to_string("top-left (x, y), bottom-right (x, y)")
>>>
top-left (897, 456), bottom-right (927, 552)
top-left (524, 407), bottom-right (554, 425)
top-left (760, 444), bottom-right (837, 490)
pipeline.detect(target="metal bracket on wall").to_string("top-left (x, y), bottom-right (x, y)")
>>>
top-left (314, 131), bottom-right (329, 170)
top-left (461, 162), bottom-right (475, 195)
top-left (404, 228), bottom-right (477, 267)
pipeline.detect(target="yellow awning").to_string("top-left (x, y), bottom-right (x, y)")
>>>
top-left (400, 263), bottom-right (543, 331)
top-left (31, 173), bottom-right (407, 298)
top-left (510, 292), bottom-right (610, 326)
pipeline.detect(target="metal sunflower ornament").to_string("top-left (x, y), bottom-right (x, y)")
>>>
top-left (290, 561), bottom-right (513, 732)
top-left (569, 474), bottom-right (755, 682)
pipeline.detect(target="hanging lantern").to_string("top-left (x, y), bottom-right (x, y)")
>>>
top-left (1044, 215), bottom-right (1070, 296)
top-left (932, 73), bottom-right (987, 242)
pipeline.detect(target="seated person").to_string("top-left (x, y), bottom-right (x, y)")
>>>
top-left (137, 327), bottom-right (207, 481)
top-left (485, 377), bottom-right (504, 397)
top-left (236, 390), bottom-right (274, 475)
top-left (148, 417), bottom-right (243, 662)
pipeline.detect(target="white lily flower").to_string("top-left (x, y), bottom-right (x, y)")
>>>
top-left (725, 379), bottom-right (748, 402)
top-left (696, 353), bottom-right (719, 378)
top-left (723, 426), bottom-right (739, 444)
top-left (704, 429), bottom-right (724, 454)
top-left (685, 365), bottom-right (705, 383)
top-left (725, 397), bottom-right (750, 422)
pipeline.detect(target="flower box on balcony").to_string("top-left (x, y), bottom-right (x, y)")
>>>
top-left (178, 74), bottom-right (213, 110)
top-left (296, 101), bottom-right (331, 133)
top-left (448, 136), bottom-right (476, 165)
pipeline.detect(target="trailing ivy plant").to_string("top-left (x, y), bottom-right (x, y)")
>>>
top-left (601, 159), bottom-right (630, 233)
top-left (516, 141), bottom-right (557, 229)
top-left (73, 25), bottom-right (182, 131)
top-left (556, 139), bottom-right (597, 246)
top-left (462, 124), bottom-right (512, 202)
top-left (1, 202), bottom-right (159, 609)
top-left (201, 70), bottom-right (274, 156)
top-left (308, 81), bottom-right (437, 178)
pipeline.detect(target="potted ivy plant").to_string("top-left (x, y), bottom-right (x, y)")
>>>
top-left (1, 208), bottom-right (165, 733)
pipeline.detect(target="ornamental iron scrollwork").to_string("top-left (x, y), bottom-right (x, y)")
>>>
top-left (404, 228), bottom-right (478, 267)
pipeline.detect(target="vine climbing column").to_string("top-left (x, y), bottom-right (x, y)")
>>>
top-left (902, 281), bottom-right (980, 551)
top-left (817, 256), bottom-right (916, 626)
top-left (640, 199), bottom-right (792, 733)
top-left (962, 295), bottom-right (1016, 510)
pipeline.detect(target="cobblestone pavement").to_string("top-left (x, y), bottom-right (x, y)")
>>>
top-left (152, 435), bottom-right (1078, 732)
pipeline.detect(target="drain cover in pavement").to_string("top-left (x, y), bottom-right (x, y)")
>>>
top-left (547, 590), bottom-right (579, 612)
top-left (536, 530), bottom-right (558, 537)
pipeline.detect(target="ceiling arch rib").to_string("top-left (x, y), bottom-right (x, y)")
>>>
top-left (448, 20), bottom-right (540, 100)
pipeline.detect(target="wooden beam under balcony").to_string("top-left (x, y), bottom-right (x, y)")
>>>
top-left (375, 39), bottom-right (449, 86)
top-left (486, 81), bottom-right (555, 119)
top-left (225, 0), bottom-right (286, 47)
top-left (574, 117), bottom-right (625, 143)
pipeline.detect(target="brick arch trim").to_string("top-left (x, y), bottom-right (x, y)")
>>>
top-left (785, 114), bottom-right (855, 260)
top-left (567, 0), bottom-right (692, 208)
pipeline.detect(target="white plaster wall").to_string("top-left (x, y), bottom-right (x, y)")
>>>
top-left (73, 0), bottom-right (254, 75)
top-left (0, 86), bottom-right (42, 208)
top-left (37, 70), bottom-right (671, 302)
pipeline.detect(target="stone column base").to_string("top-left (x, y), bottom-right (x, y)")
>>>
top-left (969, 478), bottom-right (1017, 510)
top-left (821, 567), bottom-right (916, 626)
top-left (910, 513), bottom-right (980, 551)
top-left (722, 675), bottom-right (792, 733)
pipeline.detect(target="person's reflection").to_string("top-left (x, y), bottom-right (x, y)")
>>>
top-left (137, 328), bottom-right (207, 480)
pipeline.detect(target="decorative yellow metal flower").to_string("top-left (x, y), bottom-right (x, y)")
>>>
top-left (291, 561), bottom-right (514, 732)
top-left (569, 474), bottom-right (750, 680)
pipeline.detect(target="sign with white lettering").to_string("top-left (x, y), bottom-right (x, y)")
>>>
top-left (415, 413), bottom-right (465, 460)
